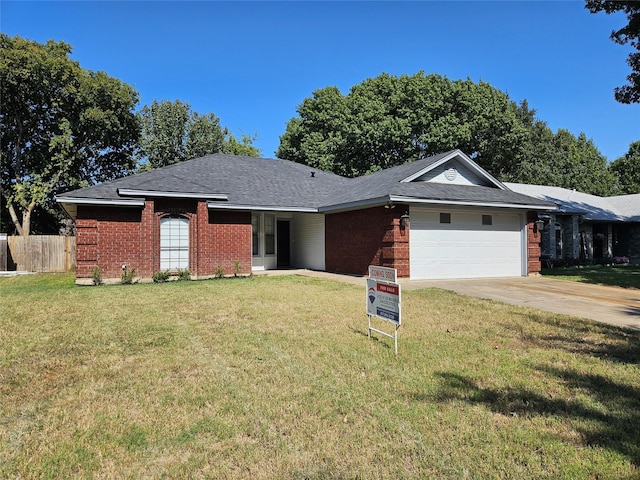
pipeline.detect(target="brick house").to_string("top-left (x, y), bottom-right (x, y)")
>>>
top-left (56, 150), bottom-right (555, 284)
top-left (506, 183), bottom-right (640, 265)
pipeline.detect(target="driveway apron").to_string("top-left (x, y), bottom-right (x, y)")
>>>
top-left (400, 276), bottom-right (640, 331)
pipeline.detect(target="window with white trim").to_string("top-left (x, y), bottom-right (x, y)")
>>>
top-left (252, 214), bottom-right (260, 256)
top-left (160, 216), bottom-right (189, 270)
top-left (265, 214), bottom-right (275, 255)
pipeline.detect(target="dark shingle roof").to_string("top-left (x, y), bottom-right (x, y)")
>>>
top-left (57, 151), bottom-right (555, 213)
top-left (59, 154), bottom-right (350, 209)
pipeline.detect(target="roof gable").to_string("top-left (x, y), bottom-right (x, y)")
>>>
top-left (400, 150), bottom-right (505, 189)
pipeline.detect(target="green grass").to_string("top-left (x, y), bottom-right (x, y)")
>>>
top-left (542, 265), bottom-right (640, 289)
top-left (1, 273), bottom-right (639, 479)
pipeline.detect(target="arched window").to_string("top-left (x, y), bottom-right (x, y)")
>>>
top-left (160, 216), bottom-right (189, 270)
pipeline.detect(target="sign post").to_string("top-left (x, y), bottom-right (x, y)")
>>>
top-left (366, 266), bottom-right (401, 355)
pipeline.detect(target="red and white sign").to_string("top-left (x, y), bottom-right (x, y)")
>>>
top-left (366, 279), bottom-right (401, 325)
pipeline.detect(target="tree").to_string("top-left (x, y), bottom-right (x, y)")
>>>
top-left (0, 34), bottom-right (140, 235)
top-left (510, 101), bottom-right (617, 195)
top-left (609, 141), bottom-right (640, 193)
top-left (137, 99), bottom-right (260, 171)
top-left (223, 132), bottom-right (261, 157)
top-left (586, 1), bottom-right (640, 104)
top-left (277, 72), bottom-right (616, 196)
top-left (277, 72), bottom-right (527, 178)
top-left (550, 130), bottom-right (617, 196)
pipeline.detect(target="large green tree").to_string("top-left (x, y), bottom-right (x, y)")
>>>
top-left (137, 99), bottom-right (259, 171)
top-left (277, 72), bottom-right (527, 178)
top-left (278, 72), bottom-right (616, 196)
top-left (609, 141), bottom-right (640, 194)
top-left (511, 101), bottom-right (617, 195)
top-left (586, 1), bottom-right (640, 104)
top-left (0, 34), bottom-right (140, 235)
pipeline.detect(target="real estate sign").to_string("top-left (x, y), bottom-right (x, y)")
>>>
top-left (366, 266), bottom-right (402, 354)
top-left (366, 279), bottom-right (401, 325)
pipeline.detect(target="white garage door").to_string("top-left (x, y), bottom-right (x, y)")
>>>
top-left (410, 207), bottom-right (524, 279)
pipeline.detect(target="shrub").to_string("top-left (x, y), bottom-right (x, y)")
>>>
top-left (91, 267), bottom-right (103, 286)
top-left (215, 266), bottom-right (225, 278)
top-left (152, 270), bottom-right (171, 283)
top-left (121, 267), bottom-right (136, 285)
top-left (177, 269), bottom-right (191, 281)
top-left (233, 260), bottom-right (241, 277)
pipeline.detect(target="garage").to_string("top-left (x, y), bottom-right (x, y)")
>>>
top-left (410, 206), bottom-right (525, 279)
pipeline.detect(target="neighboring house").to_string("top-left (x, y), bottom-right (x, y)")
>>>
top-left (56, 149), bottom-right (555, 284)
top-left (506, 183), bottom-right (640, 265)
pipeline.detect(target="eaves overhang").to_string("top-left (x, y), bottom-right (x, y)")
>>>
top-left (54, 196), bottom-right (146, 219)
top-left (388, 195), bottom-right (557, 211)
top-left (55, 197), bottom-right (146, 207)
top-left (318, 196), bottom-right (392, 214)
top-left (206, 202), bottom-right (318, 213)
top-left (117, 189), bottom-right (228, 201)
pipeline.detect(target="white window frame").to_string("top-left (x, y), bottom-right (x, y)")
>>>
top-left (160, 216), bottom-right (189, 271)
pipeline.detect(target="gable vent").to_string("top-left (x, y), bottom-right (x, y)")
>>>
top-left (444, 167), bottom-right (457, 181)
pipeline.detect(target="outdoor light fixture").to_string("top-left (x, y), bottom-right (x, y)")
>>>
top-left (400, 213), bottom-right (410, 229)
top-left (534, 219), bottom-right (545, 233)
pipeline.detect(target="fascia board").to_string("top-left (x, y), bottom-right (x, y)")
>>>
top-left (117, 189), bottom-right (228, 200)
top-left (400, 150), bottom-right (460, 183)
top-left (207, 202), bottom-right (317, 213)
top-left (54, 197), bottom-right (145, 207)
top-left (389, 195), bottom-right (557, 211)
top-left (401, 150), bottom-right (508, 190)
top-left (318, 196), bottom-right (391, 213)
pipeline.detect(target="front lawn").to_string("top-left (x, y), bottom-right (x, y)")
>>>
top-left (542, 265), bottom-right (640, 289)
top-left (1, 273), bottom-right (639, 478)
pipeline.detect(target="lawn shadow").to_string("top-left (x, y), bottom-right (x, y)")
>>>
top-left (622, 305), bottom-right (640, 317)
top-left (348, 326), bottom-right (391, 349)
top-left (508, 313), bottom-right (640, 364)
top-left (429, 369), bottom-right (640, 466)
top-left (542, 266), bottom-right (640, 290)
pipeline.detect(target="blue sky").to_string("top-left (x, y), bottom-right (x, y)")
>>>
top-left (2, 1), bottom-right (638, 162)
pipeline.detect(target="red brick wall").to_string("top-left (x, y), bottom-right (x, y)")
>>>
top-left (325, 205), bottom-right (410, 277)
top-left (75, 200), bottom-right (252, 282)
top-left (527, 210), bottom-right (542, 275)
top-left (201, 208), bottom-right (252, 276)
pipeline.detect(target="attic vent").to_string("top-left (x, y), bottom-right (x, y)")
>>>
top-left (444, 167), bottom-right (457, 181)
top-left (311, 171), bottom-right (315, 178)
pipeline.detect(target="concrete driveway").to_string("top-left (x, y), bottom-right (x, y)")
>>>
top-left (400, 276), bottom-right (640, 331)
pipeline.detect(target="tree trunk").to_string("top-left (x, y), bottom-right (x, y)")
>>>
top-left (7, 201), bottom-right (35, 236)
top-left (7, 202), bottom-right (24, 236)
top-left (22, 203), bottom-right (35, 236)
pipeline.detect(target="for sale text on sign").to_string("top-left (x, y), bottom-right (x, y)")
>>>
top-left (366, 279), bottom-right (401, 325)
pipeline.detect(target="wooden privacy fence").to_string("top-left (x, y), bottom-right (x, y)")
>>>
top-left (7, 236), bottom-right (76, 272)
